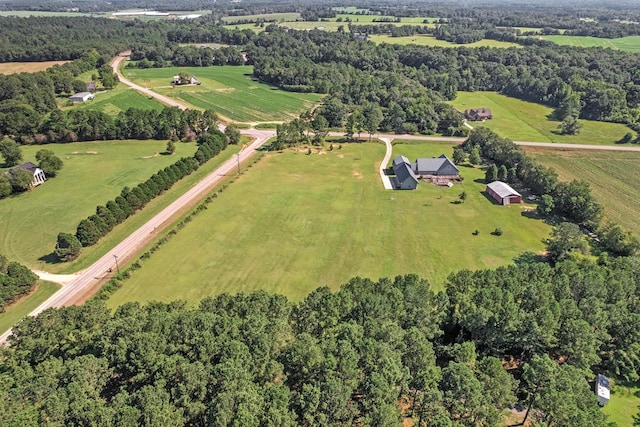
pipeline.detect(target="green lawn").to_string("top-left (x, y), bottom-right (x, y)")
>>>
top-left (525, 147), bottom-right (640, 236)
top-left (122, 65), bottom-right (323, 123)
top-left (369, 35), bottom-right (519, 48)
top-left (449, 91), bottom-right (635, 145)
top-left (107, 141), bottom-right (550, 307)
top-left (0, 140), bottom-right (197, 269)
top-left (221, 12), bottom-right (300, 23)
top-left (0, 281), bottom-right (60, 334)
top-left (543, 35), bottom-right (640, 52)
top-left (601, 381), bottom-right (640, 426)
top-left (61, 86), bottom-right (164, 114)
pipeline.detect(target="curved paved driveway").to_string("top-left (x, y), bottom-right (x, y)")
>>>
top-left (378, 137), bottom-right (393, 190)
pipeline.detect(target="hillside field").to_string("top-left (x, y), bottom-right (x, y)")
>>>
top-left (543, 35), bottom-right (640, 52)
top-left (0, 61), bottom-right (70, 74)
top-left (525, 147), bottom-right (640, 236)
top-left (369, 35), bottom-right (519, 48)
top-left (107, 141), bottom-right (550, 307)
top-left (122, 65), bottom-right (323, 123)
top-left (61, 86), bottom-right (164, 114)
top-left (449, 91), bottom-right (635, 145)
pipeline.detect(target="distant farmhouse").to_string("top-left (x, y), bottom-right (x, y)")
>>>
top-left (86, 81), bottom-right (97, 92)
top-left (391, 154), bottom-right (460, 190)
top-left (465, 107), bottom-right (492, 121)
top-left (9, 162), bottom-right (46, 187)
top-left (69, 92), bottom-right (95, 103)
top-left (172, 75), bottom-right (200, 85)
top-left (486, 181), bottom-right (521, 205)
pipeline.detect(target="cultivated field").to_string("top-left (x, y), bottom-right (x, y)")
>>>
top-left (0, 140), bottom-right (197, 269)
top-left (0, 61), bottom-right (71, 74)
top-left (122, 65), bottom-right (323, 122)
top-left (107, 141), bottom-right (550, 307)
top-left (525, 148), bottom-right (640, 236)
top-left (449, 91), bottom-right (635, 145)
top-left (369, 35), bottom-right (520, 48)
top-left (0, 282), bottom-right (59, 334)
top-left (543, 35), bottom-right (640, 52)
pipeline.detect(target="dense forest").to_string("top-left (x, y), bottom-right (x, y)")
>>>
top-left (3, 257), bottom-right (639, 425)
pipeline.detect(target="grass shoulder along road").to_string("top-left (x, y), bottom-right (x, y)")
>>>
top-left (525, 147), bottom-right (640, 236)
top-left (449, 91), bottom-right (635, 145)
top-left (106, 140), bottom-right (550, 308)
top-left (122, 65), bottom-right (324, 123)
top-left (0, 281), bottom-right (60, 334)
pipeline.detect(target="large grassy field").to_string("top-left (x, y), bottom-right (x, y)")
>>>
top-left (543, 35), bottom-right (640, 52)
top-left (107, 141), bottom-right (550, 307)
top-left (449, 91), bottom-right (635, 145)
top-left (61, 86), bottom-right (164, 114)
top-left (122, 65), bottom-right (323, 123)
top-left (221, 12), bottom-right (300, 23)
top-left (602, 382), bottom-right (640, 427)
top-left (0, 140), bottom-right (197, 269)
top-left (0, 61), bottom-right (70, 74)
top-left (369, 35), bottom-right (520, 48)
top-left (0, 281), bottom-right (60, 334)
top-left (525, 147), bottom-right (640, 236)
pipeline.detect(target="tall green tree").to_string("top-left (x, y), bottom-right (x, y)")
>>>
top-left (0, 139), bottom-right (22, 167)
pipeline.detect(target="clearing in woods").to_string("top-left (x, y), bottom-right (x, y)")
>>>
top-left (0, 61), bottom-right (71, 74)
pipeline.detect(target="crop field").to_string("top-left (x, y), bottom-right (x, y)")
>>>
top-left (369, 35), bottom-right (520, 48)
top-left (122, 65), bottom-right (323, 122)
top-left (0, 140), bottom-right (198, 269)
top-left (0, 61), bottom-right (71, 74)
top-left (0, 282), bottom-right (60, 335)
top-left (543, 35), bottom-right (640, 52)
top-left (61, 86), bottom-right (164, 114)
top-left (221, 12), bottom-right (301, 23)
top-left (449, 91), bottom-right (635, 145)
top-left (525, 148), bottom-right (640, 236)
top-left (107, 141), bottom-right (550, 307)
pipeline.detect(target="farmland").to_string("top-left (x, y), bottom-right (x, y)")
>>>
top-left (0, 61), bottom-right (70, 74)
top-left (61, 85), bottom-right (164, 114)
top-left (449, 91), bottom-right (635, 145)
top-left (543, 35), bottom-right (640, 53)
top-left (0, 140), bottom-right (198, 269)
top-left (525, 147), bottom-right (640, 236)
top-left (122, 65), bottom-right (323, 123)
top-left (106, 141), bottom-right (550, 307)
top-left (369, 35), bottom-right (520, 48)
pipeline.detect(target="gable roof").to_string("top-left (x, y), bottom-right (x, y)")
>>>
top-left (392, 155), bottom-right (411, 168)
top-left (465, 107), bottom-right (492, 117)
top-left (394, 161), bottom-right (418, 185)
top-left (487, 181), bottom-right (521, 198)
top-left (11, 162), bottom-right (39, 174)
top-left (413, 154), bottom-right (459, 175)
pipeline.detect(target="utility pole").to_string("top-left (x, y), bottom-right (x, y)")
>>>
top-left (113, 254), bottom-right (120, 276)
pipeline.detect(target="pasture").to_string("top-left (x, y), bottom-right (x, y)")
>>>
top-left (601, 382), bottom-right (640, 427)
top-left (107, 141), bottom-right (550, 307)
top-left (122, 65), bottom-right (323, 122)
top-left (61, 86), bottom-right (164, 114)
top-left (0, 282), bottom-right (60, 335)
top-left (221, 12), bottom-right (301, 24)
top-left (369, 35), bottom-right (520, 48)
top-left (525, 147), bottom-right (640, 236)
top-left (0, 140), bottom-right (197, 269)
top-left (449, 91), bottom-right (635, 145)
top-left (0, 61), bottom-right (70, 74)
top-left (543, 35), bottom-right (640, 53)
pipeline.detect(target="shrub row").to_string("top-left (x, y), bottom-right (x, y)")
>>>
top-left (67, 130), bottom-right (228, 254)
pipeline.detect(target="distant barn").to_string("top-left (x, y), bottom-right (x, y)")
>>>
top-left (69, 92), bottom-right (94, 103)
top-left (486, 181), bottom-right (521, 205)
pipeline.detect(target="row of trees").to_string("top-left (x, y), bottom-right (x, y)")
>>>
top-left (69, 130), bottom-right (229, 254)
top-left (0, 254), bottom-right (38, 311)
top-left (4, 258), bottom-right (635, 425)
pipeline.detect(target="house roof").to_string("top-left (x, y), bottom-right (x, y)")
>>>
top-left (13, 162), bottom-right (39, 173)
top-left (596, 374), bottom-right (610, 400)
top-left (394, 161), bottom-right (418, 185)
top-left (392, 155), bottom-right (411, 168)
top-left (70, 92), bottom-right (92, 98)
top-left (413, 154), bottom-right (459, 175)
top-left (487, 181), bottom-right (521, 198)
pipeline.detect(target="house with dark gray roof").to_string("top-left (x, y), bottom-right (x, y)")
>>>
top-left (9, 162), bottom-right (46, 187)
top-left (595, 374), bottom-right (610, 406)
top-left (465, 108), bottom-right (492, 121)
top-left (413, 154), bottom-right (459, 177)
top-left (392, 155), bottom-right (419, 190)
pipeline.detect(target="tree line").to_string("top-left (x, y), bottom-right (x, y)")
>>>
top-left (59, 129), bottom-right (230, 261)
top-left (0, 254), bottom-right (38, 311)
top-left (4, 256), bottom-right (637, 425)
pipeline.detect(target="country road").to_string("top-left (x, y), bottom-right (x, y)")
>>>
top-left (3, 54), bottom-right (640, 344)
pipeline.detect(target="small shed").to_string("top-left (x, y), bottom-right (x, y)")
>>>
top-left (69, 92), bottom-right (94, 103)
top-left (595, 374), bottom-right (610, 406)
top-left (486, 181), bottom-right (521, 205)
top-left (10, 162), bottom-right (46, 186)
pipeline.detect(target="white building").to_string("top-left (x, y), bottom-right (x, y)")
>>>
top-left (69, 92), bottom-right (95, 103)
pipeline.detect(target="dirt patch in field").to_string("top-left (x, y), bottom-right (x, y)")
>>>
top-left (86, 151), bottom-right (98, 154)
top-left (216, 88), bottom-right (236, 93)
top-left (337, 154), bottom-right (344, 158)
top-left (352, 171), bottom-right (363, 178)
top-left (142, 153), bottom-right (160, 159)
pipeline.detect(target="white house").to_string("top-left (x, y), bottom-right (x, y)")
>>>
top-left (10, 162), bottom-right (46, 186)
top-left (69, 92), bottom-right (95, 103)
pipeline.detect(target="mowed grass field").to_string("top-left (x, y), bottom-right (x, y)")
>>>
top-left (107, 141), bottom-right (550, 307)
top-left (221, 12), bottom-right (300, 23)
top-left (369, 35), bottom-right (519, 48)
top-left (0, 140), bottom-right (197, 269)
top-left (0, 61), bottom-right (70, 74)
top-left (122, 65), bottom-right (323, 122)
top-left (0, 281), bottom-right (60, 335)
top-left (543, 35), bottom-right (640, 52)
top-left (61, 86), bottom-right (164, 114)
top-left (449, 91), bottom-right (635, 145)
top-left (525, 148), bottom-right (640, 236)
top-left (602, 382), bottom-right (640, 427)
